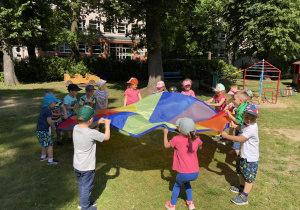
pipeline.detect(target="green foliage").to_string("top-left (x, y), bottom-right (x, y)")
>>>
top-left (0, 72), bottom-right (3, 82)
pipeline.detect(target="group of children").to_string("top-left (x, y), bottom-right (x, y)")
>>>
top-left (36, 77), bottom-right (259, 209)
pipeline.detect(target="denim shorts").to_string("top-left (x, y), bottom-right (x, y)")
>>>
top-left (236, 157), bottom-right (258, 183)
top-left (36, 130), bottom-right (53, 148)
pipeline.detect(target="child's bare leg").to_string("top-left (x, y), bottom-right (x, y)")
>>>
top-left (42, 147), bottom-right (48, 156)
top-left (47, 145), bottom-right (53, 159)
top-left (67, 130), bottom-right (72, 138)
top-left (243, 181), bottom-right (253, 194)
top-left (235, 150), bottom-right (240, 156)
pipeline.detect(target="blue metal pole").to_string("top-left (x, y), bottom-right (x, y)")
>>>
top-left (259, 59), bottom-right (265, 99)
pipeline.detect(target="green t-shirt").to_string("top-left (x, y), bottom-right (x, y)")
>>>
top-left (235, 102), bottom-right (248, 124)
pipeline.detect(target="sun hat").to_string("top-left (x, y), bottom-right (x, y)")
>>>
top-left (77, 105), bottom-right (97, 122)
top-left (96, 79), bottom-right (106, 87)
top-left (228, 89), bottom-right (240, 95)
top-left (68, 84), bottom-right (82, 91)
top-left (169, 86), bottom-right (178, 92)
top-left (244, 104), bottom-right (259, 117)
top-left (183, 80), bottom-right (192, 86)
top-left (176, 117), bottom-right (196, 136)
top-left (85, 85), bottom-right (96, 91)
top-left (156, 81), bottom-right (165, 88)
top-left (214, 83), bottom-right (225, 92)
top-left (43, 94), bottom-right (61, 107)
top-left (244, 89), bottom-right (254, 97)
top-left (127, 77), bottom-right (138, 85)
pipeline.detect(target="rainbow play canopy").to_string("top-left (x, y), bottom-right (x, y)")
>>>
top-left (57, 92), bottom-right (229, 137)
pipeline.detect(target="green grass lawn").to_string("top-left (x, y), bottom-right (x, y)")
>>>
top-left (0, 80), bottom-right (299, 209)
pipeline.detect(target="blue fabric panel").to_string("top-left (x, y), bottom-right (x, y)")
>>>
top-left (96, 112), bottom-right (138, 130)
top-left (149, 92), bottom-right (196, 123)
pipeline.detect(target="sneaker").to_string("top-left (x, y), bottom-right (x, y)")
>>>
top-left (57, 141), bottom-right (64, 146)
top-left (230, 186), bottom-right (243, 193)
top-left (231, 194), bottom-right (248, 205)
top-left (78, 200), bottom-right (97, 209)
top-left (47, 159), bottom-right (60, 165)
top-left (40, 156), bottom-right (48, 162)
top-left (185, 200), bottom-right (195, 210)
top-left (165, 201), bottom-right (175, 210)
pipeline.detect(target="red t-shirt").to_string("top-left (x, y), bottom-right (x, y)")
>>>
top-left (213, 94), bottom-right (227, 113)
top-left (170, 135), bottom-right (203, 173)
top-left (124, 88), bottom-right (140, 105)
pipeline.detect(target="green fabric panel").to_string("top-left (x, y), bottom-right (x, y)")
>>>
top-left (122, 114), bottom-right (171, 135)
top-left (235, 102), bottom-right (248, 124)
top-left (134, 92), bottom-right (162, 121)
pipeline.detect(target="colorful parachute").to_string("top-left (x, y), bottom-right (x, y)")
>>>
top-left (57, 92), bottom-right (229, 137)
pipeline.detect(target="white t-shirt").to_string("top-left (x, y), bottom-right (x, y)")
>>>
top-left (73, 125), bottom-right (106, 171)
top-left (240, 123), bottom-right (259, 162)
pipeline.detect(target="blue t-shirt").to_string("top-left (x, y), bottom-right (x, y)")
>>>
top-left (63, 94), bottom-right (78, 117)
top-left (36, 107), bottom-right (52, 131)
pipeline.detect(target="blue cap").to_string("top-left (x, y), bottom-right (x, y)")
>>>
top-left (43, 94), bottom-right (61, 107)
top-left (244, 104), bottom-right (259, 117)
top-left (86, 85), bottom-right (96, 91)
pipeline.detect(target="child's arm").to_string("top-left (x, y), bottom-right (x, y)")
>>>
top-left (61, 104), bottom-right (68, 119)
top-left (47, 117), bottom-right (56, 131)
top-left (163, 129), bottom-right (171, 148)
top-left (191, 90), bottom-right (195, 97)
top-left (102, 118), bottom-right (111, 140)
top-left (205, 97), bottom-right (214, 104)
top-left (221, 131), bottom-right (246, 142)
top-left (124, 95), bottom-right (128, 106)
top-left (209, 98), bottom-right (225, 107)
top-left (104, 96), bottom-right (108, 109)
top-left (138, 93), bottom-right (142, 101)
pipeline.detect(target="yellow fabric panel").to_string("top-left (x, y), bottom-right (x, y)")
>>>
top-left (114, 104), bottom-right (137, 113)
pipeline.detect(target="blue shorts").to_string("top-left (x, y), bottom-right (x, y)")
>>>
top-left (236, 157), bottom-right (258, 183)
top-left (36, 131), bottom-right (53, 148)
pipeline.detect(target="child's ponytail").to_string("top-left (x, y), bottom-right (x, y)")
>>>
top-left (188, 131), bottom-right (198, 142)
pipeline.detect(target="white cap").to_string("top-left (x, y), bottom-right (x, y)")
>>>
top-left (176, 117), bottom-right (195, 136)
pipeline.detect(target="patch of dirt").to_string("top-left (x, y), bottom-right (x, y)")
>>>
top-left (0, 97), bottom-right (41, 114)
top-left (262, 128), bottom-right (300, 142)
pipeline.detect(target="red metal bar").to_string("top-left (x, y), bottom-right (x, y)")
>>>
top-left (275, 71), bottom-right (281, 103)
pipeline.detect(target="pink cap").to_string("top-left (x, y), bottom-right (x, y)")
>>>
top-left (156, 81), bottom-right (165, 88)
top-left (228, 89), bottom-right (240, 95)
top-left (183, 81), bottom-right (191, 86)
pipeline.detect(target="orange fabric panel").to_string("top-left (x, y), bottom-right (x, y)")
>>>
top-left (196, 110), bottom-right (230, 132)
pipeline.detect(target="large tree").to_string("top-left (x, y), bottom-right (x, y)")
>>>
top-left (0, 0), bottom-right (40, 85)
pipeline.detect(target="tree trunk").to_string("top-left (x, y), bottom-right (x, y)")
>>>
top-left (70, 5), bottom-right (79, 58)
top-left (208, 51), bottom-right (212, 60)
top-left (2, 40), bottom-right (19, 85)
top-left (142, 7), bottom-right (164, 95)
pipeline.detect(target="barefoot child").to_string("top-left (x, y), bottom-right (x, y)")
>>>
top-left (163, 117), bottom-right (203, 210)
top-left (124, 77), bottom-right (142, 106)
top-left (221, 104), bottom-right (260, 205)
top-left (73, 106), bottom-right (111, 210)
top-left (181, 78), bottom-right (195, 97)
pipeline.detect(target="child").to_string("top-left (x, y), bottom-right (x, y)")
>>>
top-left (169, 86), bottom-right (178, 92)
top-left (46, 90), bottom-right (68, 146)
top-left (226, 90), bottom-right (249, 156)
top-left (163, 117), bottom-right (203, 210)
top-left (79, 85), bottom-right (96, 107)
top-left (244, 89), bottom-right (253, 103)
top-left (36, 94), bottom-right (61, 165)
top-left (63, 84), bottom-right (82, 143)
top-left (153, 81), bottom-right (165, 93)
top-left (124, 77), bottom-right (142, 106)
top-left (73, 106), bottom-right (111, 210)
top-left (181, 78), bottom-right (195, 97)
top-left (205, 83), bottom-right (227, 113)
top-left (221, 104), bottom-right (260, 205)
top-left (95, 79), bottom-right (109, 110)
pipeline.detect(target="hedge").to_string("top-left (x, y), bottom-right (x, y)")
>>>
top-left (13, 57), bottom-right (240, 83)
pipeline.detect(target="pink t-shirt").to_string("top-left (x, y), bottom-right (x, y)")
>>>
top-left (213, 94), bottom-right (227, 113)
top-left (170, 135), bottom-right (203, 173)
top-left (124, 88), bottom-right (140, 105)
top-left (181, 90), bottom-right (195, 97)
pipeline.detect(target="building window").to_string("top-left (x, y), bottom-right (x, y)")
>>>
top-left (117, 23), bottom-right (128, 34)
top-left (92, 42), bottom-right (105, 54)
top-left (78, 20), bottom-right (86, 31)
top-left (104, 24), bottom-right (114, 33)
top-left (109, 43), bottom-right (133, 60)
top-left (42, 46), bottom-right (56, 53)
top-left (88, 20), bottom-right (100, 31)
top-left (59, 42), bottom-right (71, 53)
top-left (79, 43), bottom-right (89, 54)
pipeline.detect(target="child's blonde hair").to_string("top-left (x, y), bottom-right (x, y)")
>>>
top-left (234, 90), bottom-right (248, 102)
top-left (182, 78), bottom-right (192, 87)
